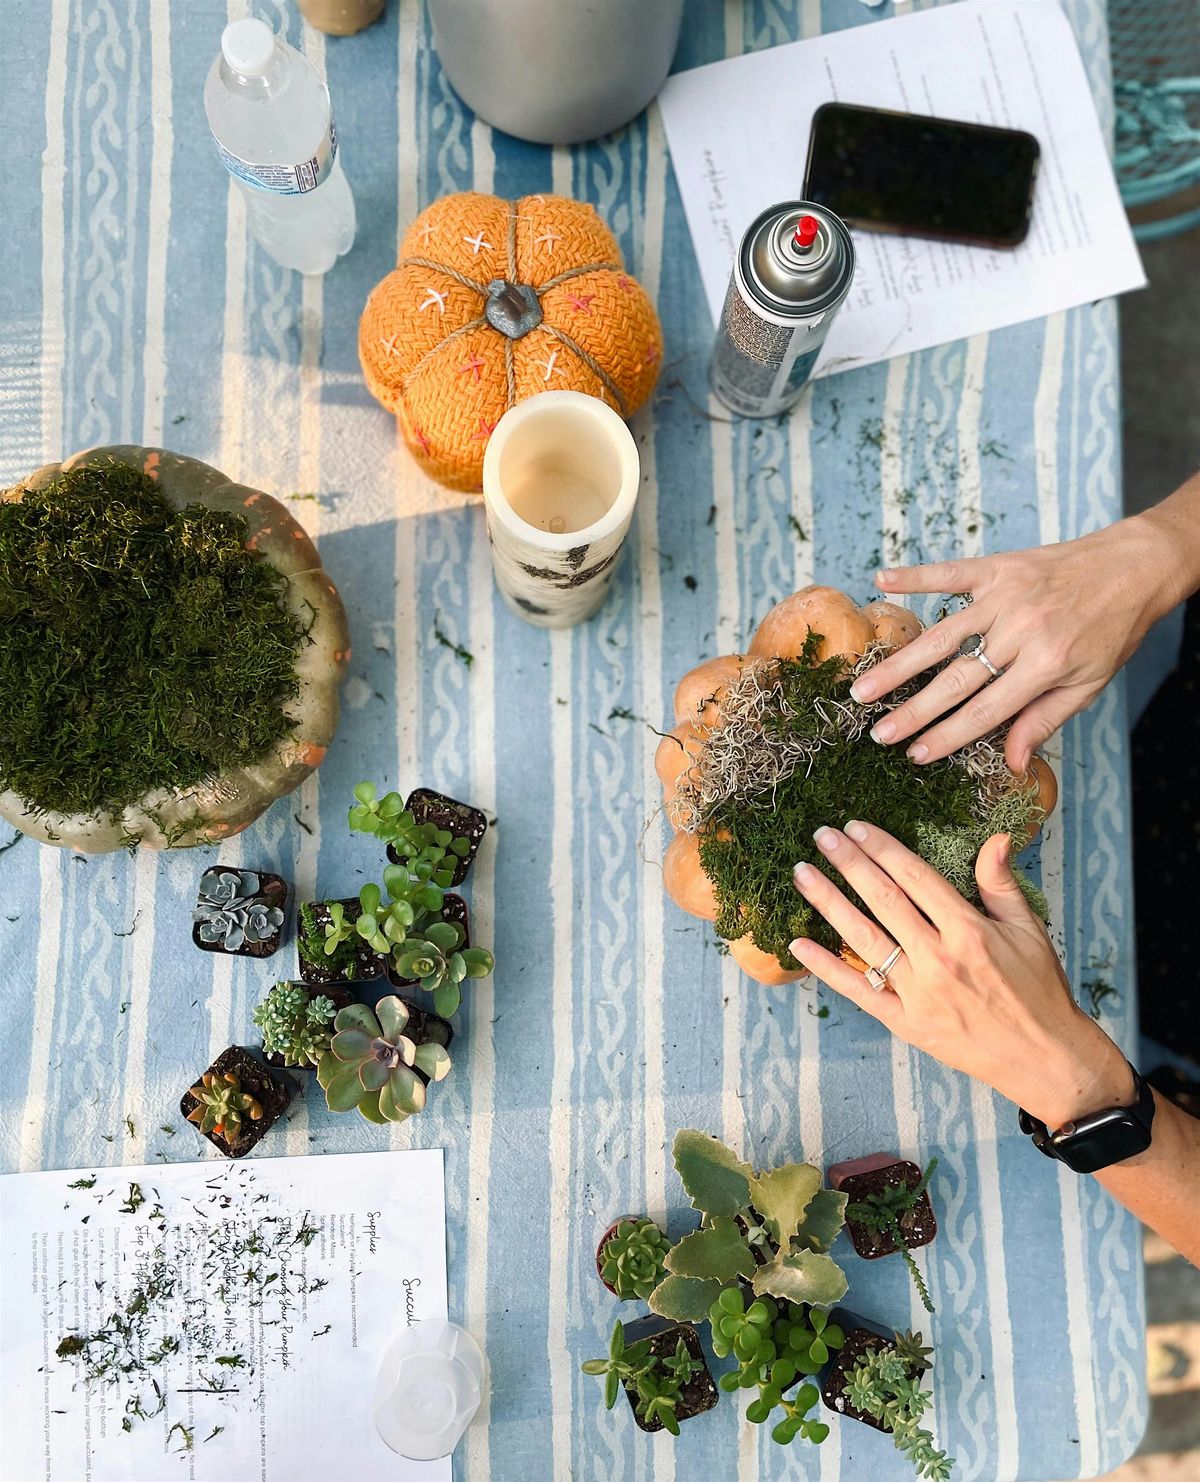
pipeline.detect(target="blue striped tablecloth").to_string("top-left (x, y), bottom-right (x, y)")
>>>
top-left (0, 2), bottom-right (1145, 1479)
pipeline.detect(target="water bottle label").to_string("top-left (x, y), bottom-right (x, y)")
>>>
top-left (217, 118), bottom-right (338, 195)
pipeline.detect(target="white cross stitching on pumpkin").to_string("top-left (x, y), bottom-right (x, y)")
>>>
top-left (380, 333), bottom-right (400, 357)
top-left (418, 220), bottom-right (437, 244)
top-left (419, 286), bottom-right (447, 314)
top-left (535, 228), bottom-right (561, 252)
top-left (462, 230), bottom-right (493, 256)
top-left (538, 350), bottom-right (561, 382)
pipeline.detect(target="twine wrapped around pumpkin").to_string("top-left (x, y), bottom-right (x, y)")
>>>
top-left (359, 192), bottom-right (662, 492)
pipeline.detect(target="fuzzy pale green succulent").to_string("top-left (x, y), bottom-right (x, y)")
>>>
top-left (253, 982), bottom-right (336, 1068)
top-left (600, 1218), bottom-right (669, 1301)
top-left (185, 1071), bottom-right (263, 1143)
top-left (194, 868), bottom-right (282, 951)
top-left (317, 997), bottom-right (450, 1124)
top-left (649, 1130), bottom-right (849, 1321)
top-left (645, 1129), bottom-right (849, 1451)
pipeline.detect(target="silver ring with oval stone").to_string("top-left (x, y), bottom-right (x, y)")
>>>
top-left (958, 632), bottom-right (1004, 680)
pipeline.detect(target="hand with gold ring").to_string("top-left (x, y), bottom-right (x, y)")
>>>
top-left (787, 818), bottom-right (1200, 1264)
top-left (845, 471), bottom-right (1200, 771)
top-left (786, 820), bottom-right (1130, 1127)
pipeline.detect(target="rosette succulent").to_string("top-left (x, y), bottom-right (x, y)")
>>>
top-left (392, 920), bottom-right (494, 1018)
top-left (253, 982), bottom-right (337, 1069)
top-left (194, 868), bottom-right (283, 951)
top-left (600, 1218), bottom-right (670, 1301)
top-left (317, 997), bottom-right (451, 1124)
top-left (185, 1071), bottom-right (263, 1143)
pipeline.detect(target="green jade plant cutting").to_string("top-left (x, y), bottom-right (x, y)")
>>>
top-left (317, 998), bottom-right (451, 1124)
top-left (348, 782), bottom-right (472, 882)
top-left (647, 1129), bottom-right (850, 1448)
top-left (253, 982), bottom-right (337, 1069)
top-left (844, 1335), bottom-right (952, 1481)
top-left (709, 1289), bottom-right (837, 1445)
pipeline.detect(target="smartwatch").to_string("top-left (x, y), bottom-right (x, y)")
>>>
top-left (1018, 1061), bottom-right (1155, 1174)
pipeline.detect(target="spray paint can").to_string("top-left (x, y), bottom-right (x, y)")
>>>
top-left (709, 201), bottom-right (855, 419)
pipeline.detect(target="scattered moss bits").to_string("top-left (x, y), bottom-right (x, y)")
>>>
top-left (0, 460), bottom-right (307, 818)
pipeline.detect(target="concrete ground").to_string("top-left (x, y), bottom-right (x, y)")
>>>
top-left (1065, 228), bottom-right (1200, 1482)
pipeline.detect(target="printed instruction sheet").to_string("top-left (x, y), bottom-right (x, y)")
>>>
top-left (0, 1150), bottom-right (448, 1482)
top-left (658, 0), bottom-right (1145, 375)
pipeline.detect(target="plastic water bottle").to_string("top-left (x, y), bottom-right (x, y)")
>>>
top-left (205, 17), bottom-right (355, 275)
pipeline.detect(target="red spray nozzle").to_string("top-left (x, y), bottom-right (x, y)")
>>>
top-left (793, 215), bottom-right (820, 250)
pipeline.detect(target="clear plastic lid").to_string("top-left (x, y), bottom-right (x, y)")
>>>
top-left (373, 1319), bottom-right (485, 1461)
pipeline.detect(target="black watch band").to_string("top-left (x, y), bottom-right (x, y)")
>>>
top-left (1018, 1061), bottom-right (1155, 1174)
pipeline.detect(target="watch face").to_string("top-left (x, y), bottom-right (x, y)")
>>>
top-left (1054, 1110), bottom-right (1150, 1174)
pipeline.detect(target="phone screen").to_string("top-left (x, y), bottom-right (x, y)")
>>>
top-left (803, 102), bottom-right (1039, 248)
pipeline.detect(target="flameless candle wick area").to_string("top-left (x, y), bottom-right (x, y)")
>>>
top-left (482, 391), bottom-right (640, 629)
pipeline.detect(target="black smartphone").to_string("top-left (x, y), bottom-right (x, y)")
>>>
top-left (803, 102), bottom-right (1040, 249)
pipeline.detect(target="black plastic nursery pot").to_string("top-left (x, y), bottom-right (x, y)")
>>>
top-left (192, 867), bottom-right (287, 958)
top-left (395, 996), bottom-right (455, 1080)
top-left (297, 898), bottom-right (388, 985)
top-left (819, 1309), bottom-right (897, 1432)
top-left (180, 1046), bottom-right (293, 1160)
top-left (620, 1315), bottom-right (718, 1433)
top-left (386, 788), bottom-right (488, 886)
top-left (826, 1153), bottom-right (938, 1260)
top-left (264, 982), bottom-right (351, 1071)
top-left (384, 894), bottom-right (471, 989)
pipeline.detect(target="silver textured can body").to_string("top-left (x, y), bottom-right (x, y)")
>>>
top-left (709, 202), bottom-right (855, 419)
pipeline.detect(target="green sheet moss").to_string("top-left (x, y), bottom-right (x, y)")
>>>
top-left (696, 652), bottom-right (1043, 966)
top-left (0, 460), bottom-right (306, 819)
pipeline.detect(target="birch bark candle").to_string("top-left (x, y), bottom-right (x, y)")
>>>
top-left (482, 391), bottom-right (640, 629)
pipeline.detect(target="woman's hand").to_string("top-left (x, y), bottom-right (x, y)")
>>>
top-left (787, 821), bottom-right (1131, 1127)
top-left (849, 482), bottom-right (1200, 773)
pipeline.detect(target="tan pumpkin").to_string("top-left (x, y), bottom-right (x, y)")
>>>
top-left (660, 584), bottom-right (1058, 985)
top-left (0, 446), bottom-right (350, 853)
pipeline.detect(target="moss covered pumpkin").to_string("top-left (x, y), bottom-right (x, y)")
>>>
top-left (657, 586), bottom-right (1057, 986)
top-left (0, 446), bottom-right (350, 853)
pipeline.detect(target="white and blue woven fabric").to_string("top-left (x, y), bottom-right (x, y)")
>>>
top-left (0, 2), bottom-right (1145, 1479)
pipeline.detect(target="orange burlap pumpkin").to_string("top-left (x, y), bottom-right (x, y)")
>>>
top-left (359, 192), bottom-right (663, 492)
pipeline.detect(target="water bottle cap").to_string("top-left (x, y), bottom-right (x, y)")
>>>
top-left (221, 19), bottom-right (275, 77)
